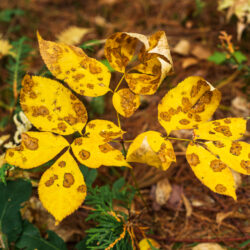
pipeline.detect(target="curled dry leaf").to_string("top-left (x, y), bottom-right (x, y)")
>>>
top-left (127, 131), bottom-right (176, 171)
top-left (38, 32), bottom-right (111, 97)
top-left (192, 243), bottom-right (225, 250)
top-left (173, 39), bottom-right (191, 56)
top-left (112, 88), bottom-right (140, 117)
top-left (158, 76), bottom-right (221, 135)
top-left (105, 31), bottom-right (173, 95)
top-left (155, 178), bottom-right (172, 206)
top-left (56, 26), bottom-right (92, 45)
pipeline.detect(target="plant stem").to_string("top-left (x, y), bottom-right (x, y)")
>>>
top-left (114, 75), bottom-right (125, 92)
top-left (216, 69), bottom-right (241, 89)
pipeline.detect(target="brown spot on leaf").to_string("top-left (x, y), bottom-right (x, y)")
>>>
top-left (212, 141), bottom-right (225, 148)
top-left (22, 133), bottom-right (39, 150)
top-left (240, 160), bottom-right (250, 173)
top-left (58, 161), bottom-right (66, 168)
top-left (182, 97), bottom-right (192, 113)
top-left (230, 141), bottom-right (242, 156)
top-left (179, 119), bottom-right (190, 125)
top-left (73, 74), bottom-right (85, 82)
top-left (79, 150), bottom-right (90, 160)
top-left (187, 153), bottom-right (200, 166)
top-left (87, 83), bottom-right (94, 89)
top-left (115, 154), bottom-right (124, 161)
top-left (215, 184), bottom-right (227, 193)
top-left (89, 63), bottom-right (102, 74)
top-left (63, 173), bottom-right (75, 188)
top-left (8, 151), bottom-right (14, 157)
top-left (64, 115), bottom-right (77, 125)
top-left (224, 118), bottom-right (231, 124)
top-left (45, 177), bottom-right (54, 187)
top-left (77, 185), bottom-right (87, 193)
top-left (160, 112), bottom-right (171, 122)
top-left (74, 138), bottom-right (83, 145)
top-left (58, 122), bottom-right (67, 131)
top-left (210, 159), bottom-right (227, 172)
top-left (29, 91), bottom-right (37, 99)
top-left (87, 123), bottom-right (96, 129)
top-left (99, 143), bottom-right (114, 153)
top-left (32, 106), bottom-right (49, 117)
top-left (214, 126), bottom-right (232, 137)
top-left (99, 131), bottom-right (121, 142)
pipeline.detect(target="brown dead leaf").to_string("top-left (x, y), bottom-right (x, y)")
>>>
top-left (231, 169), bottom-right (242, 188)
top-left (192, 243), bottom-right (225, 250)
top-left (173, 39), bottom-right (191, 55)
top-left (191, 45), bottom-right (211, 60)
top-left (182, 57), bottom-right (198, 68)
top-left (155, 178), bottom-right (172, 206)
top-left (231, 96), bottom-right (250, 117)
top-left (181, 193), bottom-right (192, 217)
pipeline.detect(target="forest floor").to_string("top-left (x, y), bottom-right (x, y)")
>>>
top-left (0, 0), bottom-right (249, 249)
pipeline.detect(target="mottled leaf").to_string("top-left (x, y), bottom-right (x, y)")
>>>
top-left (38, 32), bottom-right (111, 97)
top-left (126, 131), bottom-right (176, 170)
top-left (112, 88), bottom-right (140, 117)
top-left (85, 119), bottom-right (125, 142)
top-left (205, 140), bottom-right (250, 175)
top-left (194, 118), bottom-right (247, 141)
top-left (5, 132), bottom-right (69, 169)
top-left (20, 75), bottom-right (88, 135)
top-left (186, 142), bottom-right (236, 200)
top-left (105, 31), bottom-right (173, 95)
top-left (71, 136), bottom-right (130, 169)
top-left (158, 76), bottom-right (221, 134)
top-left (38, 150), bottom-right (86, 223)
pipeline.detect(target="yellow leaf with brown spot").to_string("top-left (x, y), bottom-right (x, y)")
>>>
top-left (104, 32), bottom-right (143, 72)
top-left (112, 88), bottom-right (140, 117)
top-left (71, 136), bottom-right (130, 169)
top-left (38, 150), bottom-right (86, 223)
top-left (126, 131), bottom-right (176, 171)
top-left (186, 142), bottom-right (236, 200)
top-left (158, 76), bottom-right (221, 134)
top-left (125, 57), bottom-right (168, 95)
top-left (85, 119), bottom-right (125, 142)
top-left (205, 140), bottom-right (250, 175)
top-left (20, 75), bottom-right (87, 135)
top-left (5, 132), bottom-right (69, 169)
top-left (38, 32), bottom-right (111, 97)
top-left (194, 118), bottom-right (247, 141)
top-left (105, 31), bottom-right (173, 95)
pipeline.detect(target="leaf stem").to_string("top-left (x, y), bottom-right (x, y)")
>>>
top-left (114, 74), bottom-right (125, 92)
top-left (216, 69), bottom-right (241, 89)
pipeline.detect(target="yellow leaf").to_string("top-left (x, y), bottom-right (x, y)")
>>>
top-left (56, 26), bottom-right (92, 45)
top-left (158, 76), bottom-right (221, 134)
top-left (194, 118), bottom-right (247, 141)
top-left (38, 32), bottom-right (111, 97)
top-left (5, 132), bottom-right (69, 169)
top-left (112, 88), bottom-right (140, 117)
top-left (71, 136), bottom-right (130, 168)
top-left (85, 119), bottom-right (125, 142)
top-left (104, 32), bottom-right (141, 73)
top-left (105, 31), bottom-right (173, 95)
top-left (139, 238), bottom-right (160, 250)
top-left (186, 142), bottom-right (236, 200)
top-left (38, 150), bottom-right (86, 223)
top-left (20, 75), bottom-right (88, 135)
top-left (126, 131), bottom-right (176, 170)
top-left (205, 140), bottom-right (250, 175)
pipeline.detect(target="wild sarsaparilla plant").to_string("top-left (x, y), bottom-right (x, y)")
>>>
top-left (5, 30), bottom-right (249, 231)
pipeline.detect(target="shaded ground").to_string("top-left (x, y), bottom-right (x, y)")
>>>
top-left (0, 0), bottom-right (249, 249)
